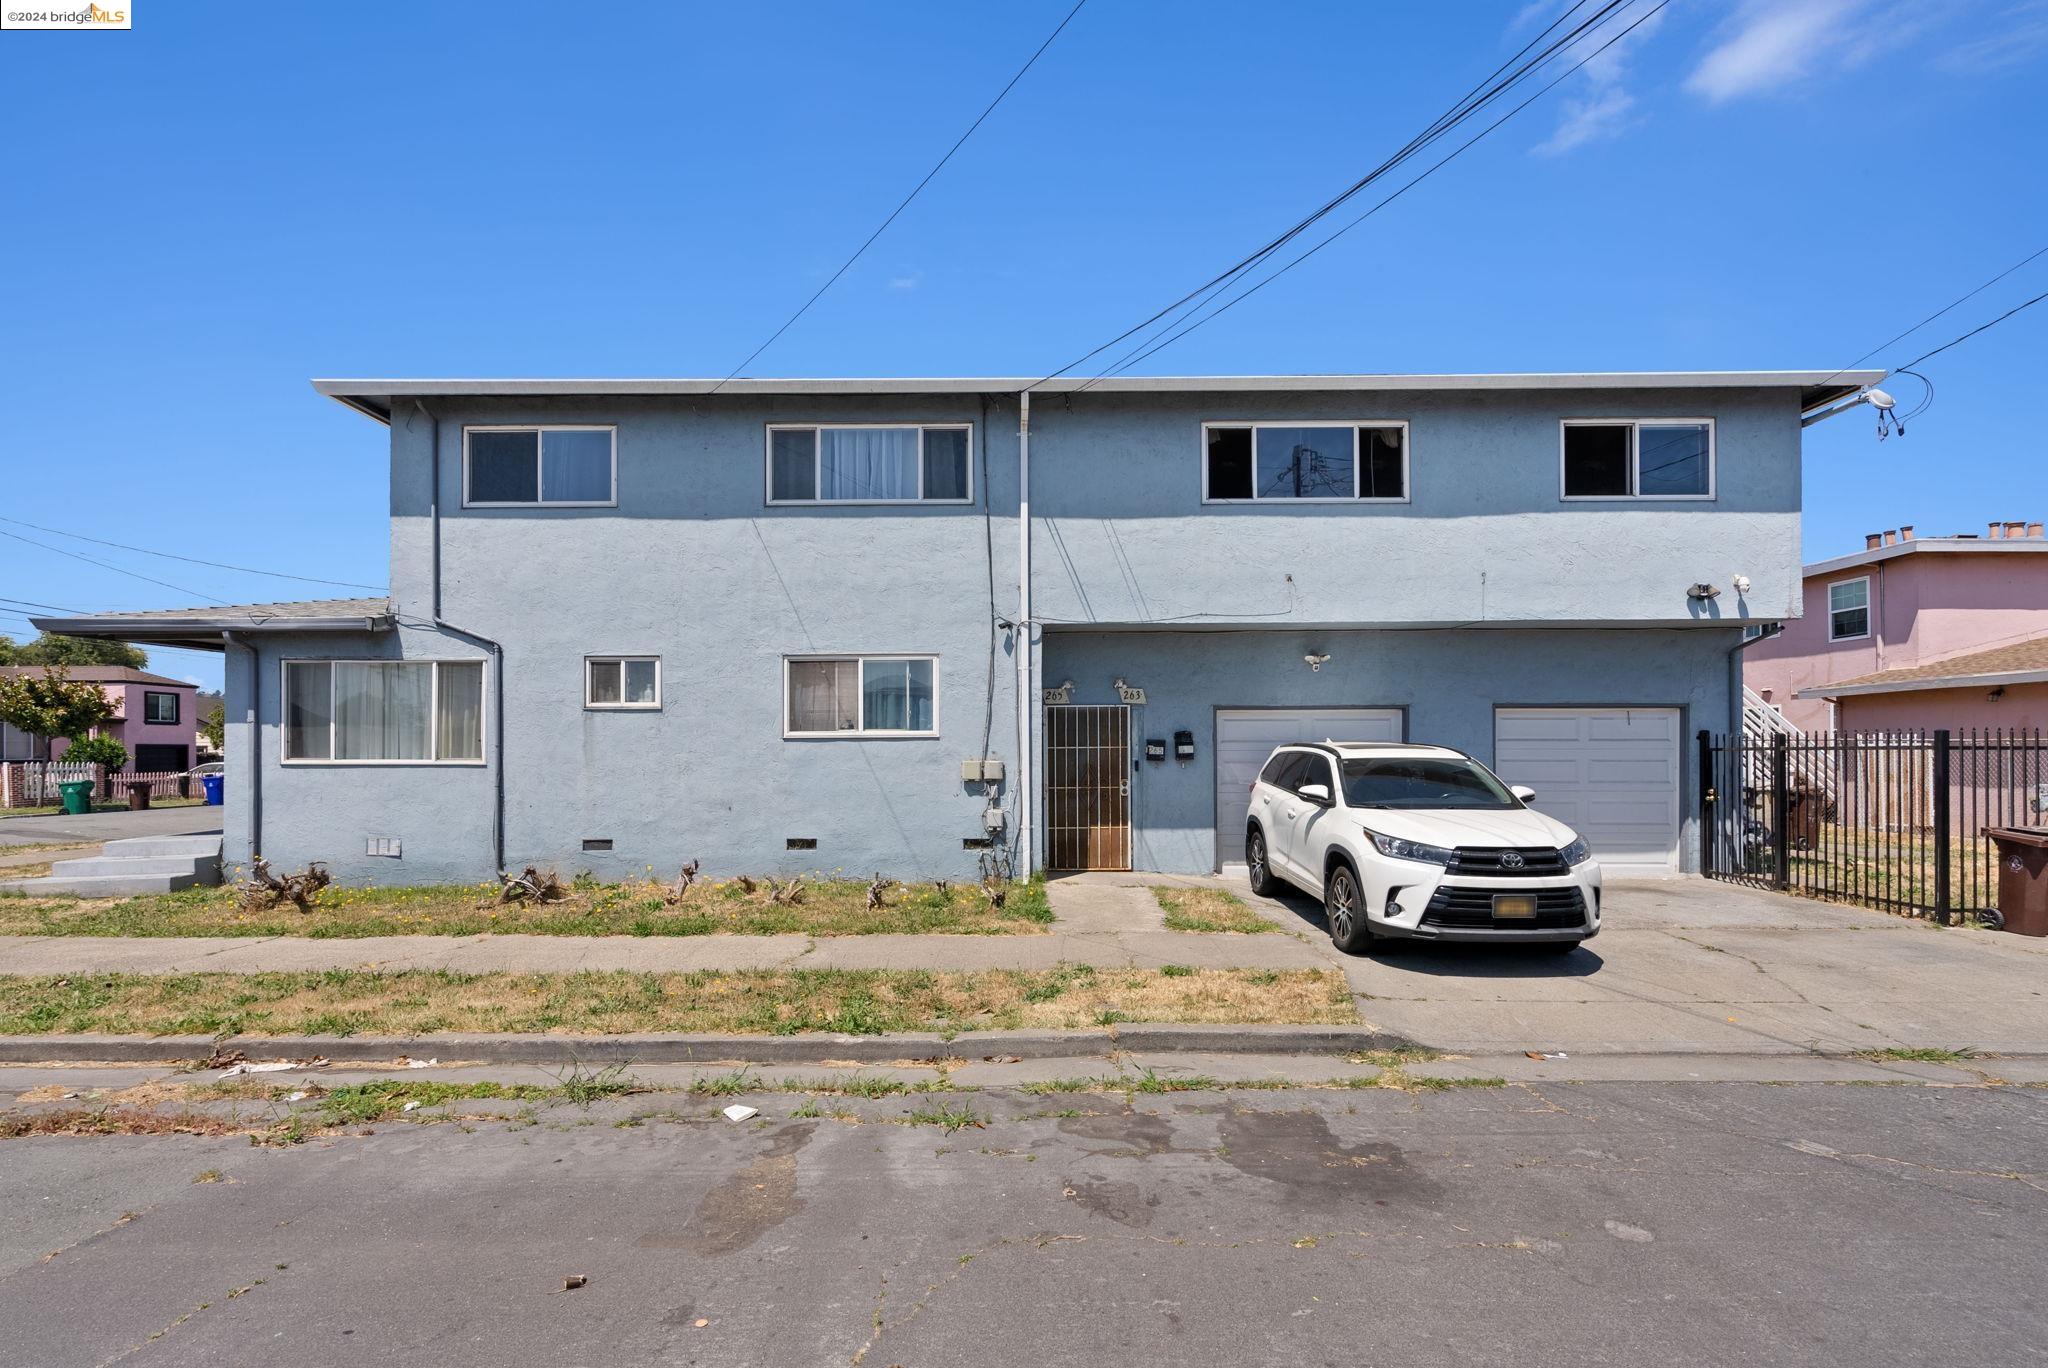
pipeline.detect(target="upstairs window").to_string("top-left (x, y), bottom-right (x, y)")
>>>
top-left (1828, 577), bottom-right (1870, 641)
top-left (142, 691), bottom-right (180, 724)
top-left (586, 656), bottom-right (660, 710)
top-left (784, 655), bottom-right (936, 736)
top-left (283, 660), bottom-right (485, 764)
top-left (767, 425), bottom-right (972, 504)
top-left (1561, 420), bottom-right (1713, 499)
top-left (464, 427), bottom-right (616, 507)
top-left (1203, 423), bottom-right (1407, 502)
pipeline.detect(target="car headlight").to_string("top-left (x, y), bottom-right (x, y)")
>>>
top-left (1366, 830), bottom-right (1456, 866)
top-left (1559, 837), bottom-right (1592, 866)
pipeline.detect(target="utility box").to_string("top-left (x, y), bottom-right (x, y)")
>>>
top-left (961, 757), bottom-right (1004, 784)
top-left (1987, 827), bottom-right (2048, 936)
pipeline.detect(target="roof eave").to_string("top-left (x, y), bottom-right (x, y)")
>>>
top-left (28, 612), bottom-right (395, 653)
top-left (1796, 667), bottom-right (2048, 700)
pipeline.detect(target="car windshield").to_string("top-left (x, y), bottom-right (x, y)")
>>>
top-left (1340, 757), bottom-right (1518, 810)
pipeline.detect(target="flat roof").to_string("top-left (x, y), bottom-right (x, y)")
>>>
top-left (28, 598), bottom-right (394, 653)
top-left (313, 371), bottom-right (1882, 424)
top-left (1804, 536), bottom-right (2048, 578)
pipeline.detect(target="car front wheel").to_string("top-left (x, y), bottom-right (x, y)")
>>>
top-left (1246, 827), bottom-right (1277, 897)
top-left (1324, 861), bottom-right (1373, 955)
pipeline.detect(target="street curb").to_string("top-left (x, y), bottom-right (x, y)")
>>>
top-left (0, 1024), bottom-right (1424, 1067)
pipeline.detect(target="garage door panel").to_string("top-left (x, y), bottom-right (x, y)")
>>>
top-left (1495, 707), bottom-right (1680, 877)
top-left (1215, 708), bottom-right (1401, 869)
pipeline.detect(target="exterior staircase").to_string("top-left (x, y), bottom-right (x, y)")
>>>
top-left (0, 834), bottom-right (223, 896)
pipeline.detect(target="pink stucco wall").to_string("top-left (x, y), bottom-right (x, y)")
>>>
top-left (46, 681), bottom-right (199, 768)
top-left (1837, 681), bottom-right (2048, 734)
top-left (1744, 543), bottom-right (2048, 732)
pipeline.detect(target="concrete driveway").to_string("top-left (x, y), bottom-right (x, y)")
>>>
top-left (1225, 873), bottom-right (2048, 1057)
top-left (0, 805), bottom-right (223, 849)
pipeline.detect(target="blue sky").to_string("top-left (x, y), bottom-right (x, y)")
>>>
top-left (4, 0), bottom-right (2044, 691)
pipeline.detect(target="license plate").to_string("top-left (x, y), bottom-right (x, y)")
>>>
top-left (1492, 894), bottom-right (1538, 919)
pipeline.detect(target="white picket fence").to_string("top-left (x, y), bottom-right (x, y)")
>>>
top-left (0, 764), bottom-right (198, 808)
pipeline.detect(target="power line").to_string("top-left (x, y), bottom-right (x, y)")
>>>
top-left (709, 0), bottom-right (1088, 393)
top-left (0, 516), bottom-right (385, 592)
top-left (0, 527), bottom-right (228, 605)
top-left (1817, 243), bottom-right (2048, 391)
top-left (1092, 0), bottom-right (1671, 381)
top-left (1893, 286), bottom-right (2048, 371)
top-left (0, 595), bottom-right (93, 615)
top-left (1030, 0), bottom-right (1632, 390)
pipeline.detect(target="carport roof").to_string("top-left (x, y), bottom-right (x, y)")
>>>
top-left (313, 371), bottom-right (1883, 424)
top-left (28, 598), bottom-right (394, 653)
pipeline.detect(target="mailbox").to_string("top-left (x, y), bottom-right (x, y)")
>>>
top-left (1145, 737), bottom-right (1166, 763)
top-left (1173, 729), bottom-right (1196, 763)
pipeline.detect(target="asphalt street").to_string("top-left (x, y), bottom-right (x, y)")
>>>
top-left (4, 1078), bottom-right (2044, 1366)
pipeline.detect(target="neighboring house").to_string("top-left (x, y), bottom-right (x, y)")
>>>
top-left (1744, 522), bottom-right (2048, 733)
top-left (34, 369), bottom-right (1878, 884)
top-left (0, 667), bottom-right (202, 771)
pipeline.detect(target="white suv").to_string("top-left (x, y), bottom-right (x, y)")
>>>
top-left (1244, 741), bottom-right (1602, 955)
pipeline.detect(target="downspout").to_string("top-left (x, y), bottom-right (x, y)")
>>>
top-left (1015, 389), bottom-right (1034, 876)
top-left (223, 630), bottom-right (260, 861)
top-left (416, 401), bottom-right (506, 875)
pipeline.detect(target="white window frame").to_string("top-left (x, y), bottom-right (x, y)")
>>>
top-left (782, 654), bottom-right (940, 739)
top-left (462, 425), bottom-right (618, 509)
top-left (1558, 418), bottom-right (1717, 502)
top-left (1199, 420), bottom-right (1411, 504)
top-left (762, 424), bottom-right (975, 506)
top-left (584, 655), bottom-right (662, 711)
top-left (142, 690), bottom-right (180, 725)
top-left (1828, 576), bottom-right (1872, 642)
top-left (279, 659), bottom-right (488, 766)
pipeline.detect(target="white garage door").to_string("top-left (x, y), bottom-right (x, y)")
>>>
top-left (1493, 707), bottom-right (1681, 877)
top-left (1215, 708), bottom-right (1403, 869)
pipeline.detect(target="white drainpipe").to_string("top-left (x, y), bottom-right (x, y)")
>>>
top-left (1015, 389), bottom-right (1034, 875)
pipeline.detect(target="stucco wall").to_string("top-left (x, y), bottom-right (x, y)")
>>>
top-left (1838, 682), bottom-right (2048, 734)
top-left (1040, 626), bottom-right (1733, 875)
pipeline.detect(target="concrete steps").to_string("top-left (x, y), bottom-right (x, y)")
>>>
top-left (0, 834), bottom-right (224, 897)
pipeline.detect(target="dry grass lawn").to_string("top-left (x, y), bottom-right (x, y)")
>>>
top-left (1154, 887), bottom-right (1279, 933)
top-left (0, 965), bottom-right (1354, 1037)
top-left (0, 874), bottom-right (1052, 939)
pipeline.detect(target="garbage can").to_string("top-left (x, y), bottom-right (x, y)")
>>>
top-left (201, 774), bottom-right (224, 807)
top-left (56, 779), bottom-right (94, 816)
top-left (124, 782), bottom-right (152, 811)
top-left (1986, 827), bottom-right (2048, 936)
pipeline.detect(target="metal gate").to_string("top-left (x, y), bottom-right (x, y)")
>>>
top-left (1045, 704), bottom-right (1130, 871)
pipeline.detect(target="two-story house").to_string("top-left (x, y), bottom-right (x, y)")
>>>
top-left (1744, 521), bottom-right (2048, 734)
top-left (0, 666), bottom-right (200, 772)
top-left (35, 370), bottom-right (1877, 884)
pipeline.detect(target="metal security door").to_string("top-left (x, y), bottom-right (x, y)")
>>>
top-left (1045, 705), bottom-right (1131, 871)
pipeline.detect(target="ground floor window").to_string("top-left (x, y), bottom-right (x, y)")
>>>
top-left (283, 660), bottom-right (485, 763)
top-left (785, 655), bottom-right (936, 736)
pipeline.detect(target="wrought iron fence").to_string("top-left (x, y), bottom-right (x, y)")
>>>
top-left (1699, 728), bottom-right (2048, 922)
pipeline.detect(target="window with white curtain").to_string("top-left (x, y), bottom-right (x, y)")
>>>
top-left (464, 427), bottom-right (616, 507)
top-left (765, 426), bottom-right (972, 504)
top-left (283, 660), bottom-right (485, 763)
top-left (785, 656), bottom-right (936, 736)
top-left (586, 656), bottom-right (660, 709)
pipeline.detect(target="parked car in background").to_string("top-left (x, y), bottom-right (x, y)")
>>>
top-left (1244, 741), bottom-right (1601, 954)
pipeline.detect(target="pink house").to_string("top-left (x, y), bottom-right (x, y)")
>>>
top-left (0, 666), bottom-right (202, 771)
top-left (1744, 521), bottom-right (2048, 734)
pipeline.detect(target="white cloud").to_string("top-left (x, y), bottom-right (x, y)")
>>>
top-left (887, 274), bottom-right (920, 291)
top-left (1938, 0), bottom-right (2048, 72)
top-left (1531, 3), bottom-right (1666, 156)
top-left (1685, 0), bottom-right (1942, 102)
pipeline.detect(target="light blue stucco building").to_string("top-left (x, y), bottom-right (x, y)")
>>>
top-left (39, 370), bottom-right (1882, 885)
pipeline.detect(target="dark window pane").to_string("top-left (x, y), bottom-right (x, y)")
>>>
top-left (468, 430), bottom-right (539, 503)
top-left (1255, 426), bottom-right (1353, 498)
top-left (1636, 424), bottom-right (1709, 496)
top-left (1563, 425), bottom-right (1630, 497)
top-left (923, 428), bottom-right (969, 500)
top-left (1359, 427), bottom-right (1404, 498)
top-left (540, 429), bottom-right (613, 502)
top-left (1206, 427), bottom-right (1252, 499)
top-left (771, 429), bottom-right (816, 501)
top-left (1831, 607), bottom-right (1868, 640)
top-left (1294, 756), bottom-right (1335, 795)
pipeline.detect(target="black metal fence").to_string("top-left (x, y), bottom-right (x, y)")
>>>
top-left (1700, 728), bottom-right (2048, 922)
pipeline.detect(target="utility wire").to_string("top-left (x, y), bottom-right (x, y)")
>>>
top-left (0, 595), bottom-right (93, 616)
top-left (1892, 286), bottom-right (2048, 371)
top-left (1816, 243), bottom-right (2048, 391)
top-left (0, 527), bottom-right (228, 605)
top-left (0, 516), bottom-right (385, 592)
top-left (709, 0), bottom-right (1088, 393)
top-left (1028, 0), bottom-right (1629, 390)
top-left (1093, 0), bottom-right (1671, 381)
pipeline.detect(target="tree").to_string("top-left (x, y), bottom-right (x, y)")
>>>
top-left (0, 634), bottom-right (148, 669)
top-left (0, 666), bottom-right (118, 799)
top-left (199, 702), bottom-right (225, 753)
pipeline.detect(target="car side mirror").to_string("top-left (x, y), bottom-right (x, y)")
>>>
top-left (1297, 782), bottom-right (1333, 805)
top-left (1510, 784), bottom-right (1537, 804)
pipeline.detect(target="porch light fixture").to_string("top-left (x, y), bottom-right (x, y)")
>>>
top-left (1304, 653), bottom-right (1331, 672)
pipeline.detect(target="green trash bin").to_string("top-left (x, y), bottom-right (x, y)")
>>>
top-left (57, 780), bottom-right (94, 816)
